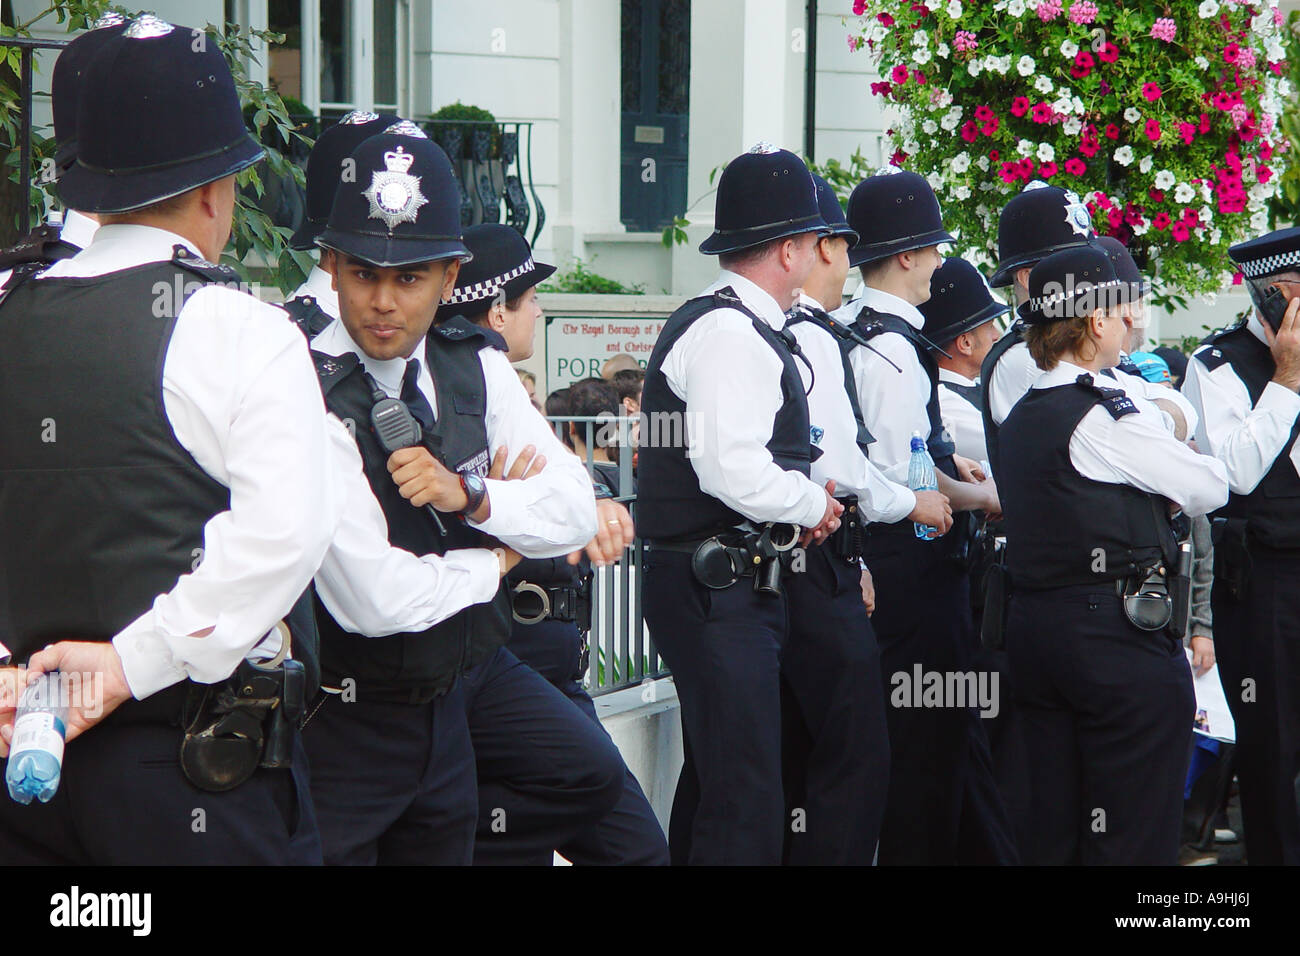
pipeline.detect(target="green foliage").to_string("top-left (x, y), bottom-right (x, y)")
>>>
top-left (808, 146), bottom-right (876, 207)
top-left (539, 256), bottom-right (645, 295)
top-left (660, 215), bottom-right (688, 248)
top-left (428, 100), bottom-right (500, 157)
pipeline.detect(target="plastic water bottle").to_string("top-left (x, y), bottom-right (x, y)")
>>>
top-left (908, 433), bottom-right (938, 540)
top-left (5, 672), bottom-right (67, 805)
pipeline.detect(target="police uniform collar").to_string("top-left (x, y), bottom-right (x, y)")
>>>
top-left (704, 270), bottom-right (790, 330)
top-left (939, 367), bottom-right (978, 388)
top-left (60, 210), bottom-right (99, 250)
top-left (295, 265), bottom-right (340, 320)
top-left (1034, 359), bottom-right (1095, 390)
top-left (795, 290), bottom-right (828, 315)
top-left (310, 316), bottom-right (429, 398)
top-left (41, 223), bottom-right (205, 278)
top-left (857, 285), bottom-right (925, 331)
top-left (1245, 310), bottom-right (1270, 347)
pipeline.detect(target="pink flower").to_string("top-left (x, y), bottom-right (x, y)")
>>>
top-left (913, 70), bottom-right (928, 85)
top-left (1212, 91), bottom-right (1236, 110)
top-left (1064, 158), bottom-right (1086, 176)
top-left (1037, 0), bottom-right (1063, 22)
top-left (1145, 119), bottom-right (1162, 142)
top-left (1150, 18), bottom-right (1176, 42)
top-left (974, 105), bottom-right (995, 123)
top-left (1171, 222), bottom-right (1191, 242)
top-left (1069, 1), bottom-right (1098, 24)
top-left (870, 81), bottom-right (893, 97)
top-left (1232, 272), bottom-right (1244, 285)
top-left (1098, 42), bottom-right (1119, 64)
top-left (999, 161), bottom-right (1022, 184)
top-left (982, 117), bottom-right (1000, 136)
top-left (1142, 82), bottom-right (1162, 102)
top-left (1260, 166), bottom-right (1275, 184)
top-left (1071, 51), bottom-right (1095, 79)
top-left (1276, 7), bottom-right (1285, 26)
top-left (1153, 212), bottom-right (1171, 231)
top-left (891, 64), bottom-right (910, 84)
top-left (1178, 121), bottom-right (1196, 145)
top-left (876, 10), bottom-right (893, 24)
top-left (1030, 102), bottom-right (1054, 123)
top-left (1011, 96), bottom-right (1031, 117)
top-left (953, 30), bottom-right (978, 53)
top-left (1039, 161), bottom-right (1059, 177)
top-left (1104, 124), bottom-right (1120, 139)
top-left (961, 121), bottom-right (980, 143)
top-left (1223, 43), bottom-right (1240, 64)
top-left (853, 0), bottom-right (867, 14)
top-left (847, 35), bottom-right (861, 52)
top-left (1230, 102), bottom-right (1249, 128)
top-left (1199, 112), bottom-right (1212, 134)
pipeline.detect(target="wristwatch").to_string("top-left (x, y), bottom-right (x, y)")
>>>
top-left (459, 471), bottom-right (487, 518)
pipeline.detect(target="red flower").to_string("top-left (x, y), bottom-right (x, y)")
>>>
top-left (1020, 158), bottom-right (1035, 178)
top-left (1107, 208), bottom-right (1124, 230)
top-left (982, 117), bottom-right (1000, 136)
top-left (975, 105), bottom-right (995, 123)
top-left (914, 71), bottom-right (928, 85)
top-left (1232, 272), bottom-right (1244, 285)
top-left (876, 11), bottom-right (893, 25)
top-left (1199, 113), bottom-right (1212, 134)
top-left (909, 2), bottom-right (929, 16)
top-left (1212, 92), bottom-right (1235, 110)
top-left (891, 64), bottom-right (909, 84)
top-left (1149, 188), bottom-right (1164, 203)
top-left (1030, 102), bottom-right (1053, 123)
top-left (961, 121), bottom-right (979, 143)
top-left (1071, 51), bottom-right (1095, 79)
top-left (870, 81), bottom-right (893, 98)
top-left (1104, 124), bottom-right (1120, 139)
top-left (853, 0), bottom-right (867, 14)
top-left (1181, 208), bottom-right (1200, 227)
top-left (1064, 158), bottom-right (1086, 176)
top-left (1171, 222), bottom-right (1191, 242)
top-left (999, 162), bottom-right (1022, 184)
top-left (890, 149), bottom-right (908, 167)
top-left (1145, 119), bottom-right (1162, 142)
top-left (1261, 141), bottom-right (1275, 161)
top-left (1223, 43), bottom-right (1240, 64)
top-left (1098, 42), bottom-right (1119, 64)
top-left (1178, 122), bottom-right (1196, 145)
top-left (1153, 212), bottom-right (1171, 231)
top-left (1259, 165), bottom-right (1274, 184)
top-left (1011, 96), bottom-right (1030, 117)
top-left (989, 150), bottom-right (1000, 161)
top-left (1079, 127), bottom-right (1100, 157)
top-left (1039, 161), bottom-right (1058, 177)
top-left (1142, 82), bottom-right (1162, 102)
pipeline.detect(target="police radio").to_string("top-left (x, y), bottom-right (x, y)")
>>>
top-left (366, 374), bottom-right (448, 535)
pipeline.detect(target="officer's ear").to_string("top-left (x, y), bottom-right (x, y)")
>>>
top-left (816, 236), bottom-right (835, 266)
top-left (439, 259), bottom-right (462, 301)
top-left (1015, 267), bottom-right (1033, 296)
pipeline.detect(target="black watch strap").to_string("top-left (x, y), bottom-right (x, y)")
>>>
top-left (459, 472), bottom-right (487, 517)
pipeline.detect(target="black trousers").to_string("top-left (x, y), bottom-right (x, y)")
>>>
top-left (866, 530), bottom-right (1017, 865)
top-left (781, 544), bottom-right (890, 864)
top-left (466, 646), bottom-right (627, 865)
top-left (1006, 585), bottom-right (1194, 865)
top-left (0, 707), bottom-right (316, 865)
top-left (504, 618), bottom-right (669, 865)
top-left (1213, 552), bottom-right (1300, 865)
top-left (302, 683), bottom-right (477, 865)
top-left (643, 549), bottom-right (787, 865)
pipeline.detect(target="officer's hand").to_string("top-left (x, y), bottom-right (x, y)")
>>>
top-left (1189, 636), bottom-right (1215, 677)
top-left (12, 642), bottom-right (132, 744)
top-left (801, 481), bottom-right (844, 547)
top-left (387, 447), bottom-right (469, 512)
top-left (909, 490), bottom-right (953, 535)
top-left (979, 478), bottom-right (1003, 521)
top-left (860, 568), bottom-right (876, 617)
top-left (570, 499), bottom-right (634, 567)
top-left (488, 444), bottom-right (545, 481)
top-left (953, 454), bottom-right (986, 483)
top-left (1265, 293), bottom-right (1300, 391)
top-left (0, 667), bottom-right (27, 759)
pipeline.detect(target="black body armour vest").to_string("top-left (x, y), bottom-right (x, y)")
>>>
top-left (1200, 323), bottom-right (1300, 549)
top-left (310, 318), bottom-right (511, 700)
top-left (638, 288), bottom-right (814, 541)
top-left (0, 251), bottom-right (320, 692)
top-left (979, 323), bottom-right (1024, 477)
top-left (942, 379), bottom-right (983, 411)
top-left (851, 307), bottom-right (958, 478)
top-left (999, 375), bottom-right (1177, 589)
top-left (786, 305), bottom-right (875, 458)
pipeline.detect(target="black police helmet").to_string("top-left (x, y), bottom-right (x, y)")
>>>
top-left (51, 13), bottom-right (127, 174)
top-left (1093, 235), bottom-right (1149, 302)
top-left (845, 170), bottom-right (955, 268)
top-left (439, 223), bottom-right (556, 319)
top-left (316, 124), bottom-right (471, 268)
top-left (290, 110), bottom-right (399, 250)
top-left (919, 257), bottom-right (1009, 347)
top-left (811, 173), bottom-right (859, 246)
top-left (698, 144), bottom-right (828, 255)
top-left (991, 181), bottom-right (1095, 288)
top-left (1018, 243), bottom-right (1123, 326)
top-left (57, 16), bottom-right (265, 214)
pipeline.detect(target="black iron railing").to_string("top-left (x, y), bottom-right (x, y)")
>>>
top-left (0, 35), bottom-right (68, 236)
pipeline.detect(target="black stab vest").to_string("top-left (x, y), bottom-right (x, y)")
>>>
top-left (979, 323), bottom-right (1024, 478)
top-left (638, 288), bottom-right (813, 541)
top-left (1200, 323), bottom-right (1300, 549)
top-left (0, 251), bottom-right (320, 693)
top-left (309, 319), bottom-right (511, 701)
top-left (999, 375), bottom-right (1177, 589)
top-left (941, 379), bottom-right (983, 411)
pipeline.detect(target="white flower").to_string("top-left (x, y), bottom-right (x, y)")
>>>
top-left (1198, 0), bottom-right (1219, 18)
top-left (1267, 37), bottom-right (1285, 61)
top-left (927, 171), bottom-right (944, 191)
top-left (1034, 74), bottom-right (1054, 94)
top-left (996, 55), bottom-right (1012, 74)
top-left (940, 112), bottom-right (960, 132)
top-left (947, 0), bottom-right (963, 19)
top-left (937, 42), bottom-right (950, 58)
top-left (1210, 227), bottom-right (1222, 244)
top-left (1060, 39), bottom-right (1079, 59)
top-left (1133, 221), bottom-right (1150, 237)
top-left (1201, 292), bottom-right (1218, 307)
top-left (982, 54), bottom-right (1000, 72)
top-left (1053, 94), bottom-right (1074, 115)
top-left (1154, 170), bottom-right (1176, 190)
top-left (913, 47), bottom-right (932, 64)
top-left (1251, 209), bottom-right (1270, 231)
top-left (913, 30), bottom-right (929, 47)
top-left (904, 140), bottom-right (920, 156)
top-left (1139, 155), bottom-right (1154, 174)
top-left (1113, 145), bottom-right (1135, 167)
top-left (951, 152), bottom-right (971, 173)
top-left (968, 59), bottom-right (982, 77)
top-left (1009, 0), bottom-right (1026, 15)
top-left (1200, 183), bottom-right (1213, 202)
top-left (1017, 138), bottom-right (1034, 157)
top-left (1194, 55), bottom-right (1210, 70)
top-left (954, 184), bottom-right (972, 200)
top-left (1037, 142), bottom-right (1055, 162)
top-left (1017, 55), bottom-right (1036, 77)
top-left (1124, 106), bottom-right (1141, 123)
top-left (1063, 117), bottom-right (1083, 136)
top-left (923, 120), bottom-right (939, 135)
top-left (1199, 205), bottom-right (1214, 224)
top-left (1175, 183), bottom-right (1196, 203)
top-left (1279, 78), bottom-right (1293, 98)
top-left (976, 155), bottom-right (991, 171)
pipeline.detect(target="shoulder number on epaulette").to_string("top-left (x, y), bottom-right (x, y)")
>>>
top-left (1194, 345), bottom-right (1230, 372)
top-left (1099, 393), bottom-right (1139, 420)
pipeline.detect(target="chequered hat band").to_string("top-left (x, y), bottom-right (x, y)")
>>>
top-left (1239, 249), bottom-right (1300, 279)
top-left (1029, 279), bottom-right (1124, 314)
top-left (444, 257), bottom-right (536, 306)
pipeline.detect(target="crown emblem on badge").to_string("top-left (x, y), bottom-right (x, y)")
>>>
top-left (1063, 192), bottom-right (1093, 237)
top-left (363, 146), bottom-right (427, 231)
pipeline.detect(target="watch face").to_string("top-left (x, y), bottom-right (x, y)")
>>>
top-left (464, 472), bottom-right (485, 494)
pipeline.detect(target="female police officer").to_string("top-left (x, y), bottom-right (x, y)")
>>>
top-left (997, 244), bottom-right (1229, 865)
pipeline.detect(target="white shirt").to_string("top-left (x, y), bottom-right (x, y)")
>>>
top-left (1032, 361), bottom-right (1228, 516)
top-left (657, 271), bottom-right (827, 528)
top-left (1183, 312), bottom-right (1300, 495)
top-left (788, 293), bottom-right (915, 524)
top-left (10, 224), bottom-right (341, 699)
top-left (831, 286), bottom-right (935, 485)
top-left (312, 317), bottom-right (596, 556)
top-left (290, 264), bottom-right (339, 316)
top-left (938, 368), bottom-right (988, 463)
top-left (60, 209), bottom-right (99, 250)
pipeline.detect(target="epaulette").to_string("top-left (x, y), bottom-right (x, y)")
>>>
top-left (1193, 343), bottom-right (1230, 372)
top-left (1074, 372), bottom-right (1138, 420)
top-left (310, 349), bottom-right (360, 395)
top-left (0, 261), bottom-right (45, 308)
top-left (0, 224), bottom-right (79, 270)
top-left (171, 244), bottom-right (239, 283)
top-left (432, 314), bottom-right (508, 352)
top-left (281, 294), bottom-right (332, 340)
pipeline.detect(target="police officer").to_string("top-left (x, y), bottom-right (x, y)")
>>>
top-left (0, 16), bottom-right (333, 865)
top-left (438, 222), bottom-right (668, 865)
top-left (781, 174), bottom-right (952, 863)
top-left (919, 257), bottom-right (1008, 464)
top-left (1000, 244), bottom-right (1228, 864)
top-left (832, 170), bottom-right (1014, 865)
top-left (1182, 226), bottom-right (1300, 865)
top-left (639, 143), bottom-right (843, 865)
top-left (304, 125), bottom-right (630, 864)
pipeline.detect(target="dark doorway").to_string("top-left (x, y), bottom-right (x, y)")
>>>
top-left (620, 0), bottom-right (690, 232)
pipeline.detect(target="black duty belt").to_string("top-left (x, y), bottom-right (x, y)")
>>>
top-left (647, 522), bottom-right (800, 596)
top-left (511, 572), bottom-right (593, 632)
top-left (825, 495), bottom-right (864, 562)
